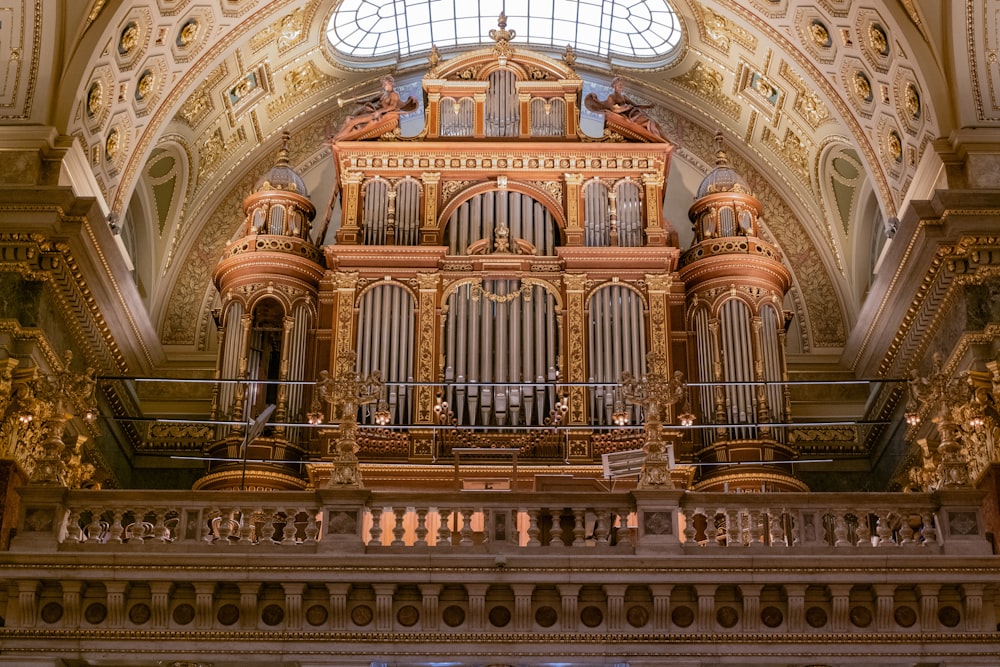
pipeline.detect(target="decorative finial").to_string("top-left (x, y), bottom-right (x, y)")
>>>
top-left (490, 12), bottom-right (516, 60)
top-left (563, 44), bottom-right (577, 68)
top-left (278, 130), bottom-right (292, 167)
top-left (428, 44), bottom-right (441, 73)
top-left (714, 130), bottom-right (729, 166)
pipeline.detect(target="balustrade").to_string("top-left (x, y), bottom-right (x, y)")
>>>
top-left (21, 488), bottom-right (981, 554)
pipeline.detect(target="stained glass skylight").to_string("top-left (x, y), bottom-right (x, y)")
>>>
top-left (327, 0), bottom-right (683, 61)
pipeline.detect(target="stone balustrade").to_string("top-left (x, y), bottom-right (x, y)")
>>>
top-left (9, 486), bottom-right (991, 555)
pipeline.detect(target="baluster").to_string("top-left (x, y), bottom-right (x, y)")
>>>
top-left (259, 509), bottom-right (277, 543)
top-left (414, 508), bottom-right (429, 547)
top-left (616, 509), bottom-right (632, 547)
top-left (392, 508), bottom-right (407, 546)
top-left (282, 508), bottom-right (299, 544)
top-left (153, 509), bottom-right (169, 542)
top-left (217, 508), bottom-right (234, 542)
top-left (920, 512), bottom-right (938, 546)
top-left (548, 509), bottom-right (564, 547)
top-left (768, 509), bottom-right (785, 547)
top-left (459, 509), bottom-right (474, 546)
top-left (239, 509), bottom-right (255, 544)
top-left (898, 513), bottom-right (915, 546)
top-left (526, 509), bottom-right (541, 547)
top-left (436, 508), bottom-right (453, 548)
top-left (66, 509), bottom-right (83, 542)
top-left (303, 509), bottom-right (319, 544)
top-left (106, 509), bottom-right (124, 543)
top-left (748, 509), bottom-right (764, 547)
top-left (855, 513), bottom-right (872, 547)
top-left (833, 512), bottom-right (851, 547)
top-left (875, 511), bottom-right (894, 547)
top-left (725, 509), bottom-right (741, 547)
top-left (705, 510), bottom-right (721, 547)
top-left (86, 507), bottom-right (104, 543)
top-left (682, 509), bottom-right (697, 545)
top-left (369, 508), bottom-right (384, 546)
top-left (594, 510), bottom-right (610, 546)
top-left (572, 509), bottom-right (586, 546)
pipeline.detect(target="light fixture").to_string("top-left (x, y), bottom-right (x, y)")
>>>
top-left (374, 398), bottom-right (391, 426)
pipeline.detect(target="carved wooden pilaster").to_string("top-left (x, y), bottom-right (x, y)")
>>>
top-left (642, 171), bottom-right (666, 246)
top-left (426, 92), bottom-right (441, 139)
top-left (562, 273), bottom-right (589, 457)
top-left (414, 272), bottom-right (439, 431)
top-left (645, 273), bottom-right (672, 367)
top-left (564, 173), bottom-right (585, 245)
top-left (563, 92), bottom-right (578, 136)
top-left (331, 272), bottom-right (359, 375)
top-left (473, 92), bottom-right (486, 137)
top-left (420, 172), bottom-right (441, 244)
top-left (335, 172), bottom-right (364, 244)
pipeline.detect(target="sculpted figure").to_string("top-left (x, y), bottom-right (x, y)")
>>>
top-left (585, 77), bottom-right (664, 141)
top-left (333, 75), bottom-right (418, 141)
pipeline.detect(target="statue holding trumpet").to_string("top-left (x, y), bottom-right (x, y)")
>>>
top-left (333, 75), bottom-right (418, 141)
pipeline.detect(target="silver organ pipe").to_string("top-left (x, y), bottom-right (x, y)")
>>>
top-left (267, 205), bottom-right (285, 235)
top-left (485, 69), bottom-right (520, 137)
top-left (284, 303), bottom-right (311, 440)
top-left (443, 279), bottom-right (560, 427)
top-left (615, 180), bottom-right (643, 247)
top-left (446, 191), bottom-right (557, 255)
top-left (529, 97), bottom-right (565, 136)
top-left (216, 301), bottom-right (247, 433)
top-left (720, 298), bottom-right (756, 440)
top-left (587, 285), bottom-right (647, 425)
top-left (362, 179), bottom-right (390, 245)
top-left (395, 179), bottom-right (421, 246)
top-left (693, 307), bottom-right (716, 446)
top-left (760, 304), bottom-right (787, 442)
top-left (356, 284), bottom-right (415, 424)
top-left (584, 180), bottom-right (610, 246)
top-left (719, 205), bottom-right (736, 237)
top-left (440, 97), bottom-right (475, 136)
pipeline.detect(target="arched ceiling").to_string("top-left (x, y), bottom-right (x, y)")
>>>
top-left (26, 0), bottom-right (972, 366)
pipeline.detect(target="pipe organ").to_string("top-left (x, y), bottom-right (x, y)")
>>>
top-left (679, 133), bottom-right (803, 492)
top-left (206, 21), bottom-right (806, 492)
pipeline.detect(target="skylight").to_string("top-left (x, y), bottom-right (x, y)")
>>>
top-left (327, 0), bottom-right (683, 61)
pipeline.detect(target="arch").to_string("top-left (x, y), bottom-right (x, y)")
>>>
top-left (437, 182), bottom-right (567, 239)
top-left (586, 282), bottom-right (649, 426)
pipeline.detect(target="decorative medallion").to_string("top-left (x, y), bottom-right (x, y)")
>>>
top-left (351, 604), bottom-right (374, 626)
top-left (849, 605), bottom-right (872, 627)
top-left (40, 601), bottom-right (64, 624)
top-left (442, 604), bottom-right (465, 627)
top-left (868, 23), bottom-right (889, 56)
top-left (938, 605), bottom-right (961, 627)
top-left (86, 81), bottom-right (103, 117)
top-left (216, 603), bottom-right (240, 626)
top-left (397, 604), bottom-right (420, 627)
top-left (172, 603), bottom-right (195, 625)
top-left (105, 126), bottom-right (121, 162)
top-left (488, 605), bottom-right (511, 627)
top-left (177, 18), bottom-right (200, 47)
top-left (626, 605), bottom-right (649, 628)
top-left (580, 605), bottom-right (604, 628)
top-left (136, 69), bottom-right (155, 101)
top-left (809, 20), bottom-right (832, 47)
top-left (85, 602), bottom-right (108, 624)
top-left (761, 605), bottom-right (783, 627)
top-left (119, 21), bottom-right (140, 55)
top-left (716, 605), bottom-right (739, 628)
top-left (904, 83), bottom-right (921, 120)
top-left (129, 603), bottom-right (151, 625)
top-left (306, 604), bottom-right (329, 626)
top-left (887, 130), bottom-right (903, 163)
top-left (805, 605), bottom-right (827, 627)
top-left (261, 603), bottom-right (284, 626)
top-left (671, 605), bottom-right (695, 628)
top-left (894, 605), bottom-right (917, 627)
top-left (853, 71), bottom-right (873, 103)
top-left (535, 605), bottom-right (557, 627)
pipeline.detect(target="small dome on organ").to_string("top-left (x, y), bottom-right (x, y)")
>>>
top-left (696, 130), bottom-right (753, 198)
top-left (254, 131), bottom-right (307, 196)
